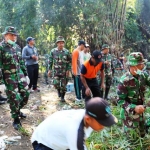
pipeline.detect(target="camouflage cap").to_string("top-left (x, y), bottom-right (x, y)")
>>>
top-left (101, 44), bottom-right (109, 50)
top-left (128, 52), bottom-right (147, 66)
top-left (2, 26), bottom-right (19, 35)
top-left (146, 62), bottom-right (150, 69)
top-left (56, 36), bottom-right (65, 43)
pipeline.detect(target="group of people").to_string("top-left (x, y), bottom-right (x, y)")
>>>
top-left (0, 26), bottom-right (40, 130)
top-left (0, 26), bottom-right (150, 150)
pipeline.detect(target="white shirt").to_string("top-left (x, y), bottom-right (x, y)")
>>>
top-left (80, 51), bottom-right (91, 65)
top-left (31, 109), bottom-right (93, 150)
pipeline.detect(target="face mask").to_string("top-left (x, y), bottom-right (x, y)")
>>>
top-left (134, 66), bottom-right (146, 76)
top-left (7, 39), bottom-right (16, 46)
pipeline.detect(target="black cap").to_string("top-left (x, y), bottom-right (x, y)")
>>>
top-left (26, 37), bottom-right (35, 43)
top-left (86, 97), bottom-right (118, 127)
top-left (92, 50), bottom-right (102, 63)
top-left (78, 40), bottom-right (86, 47)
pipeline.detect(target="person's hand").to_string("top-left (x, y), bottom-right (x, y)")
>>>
top-left (32, 55), bottom-right (38, 60)
top-left (85, 87), bottom-right (92, 96)
top-left (35, 56), bottom-right (38, 61)
top-left (48, 70), bottom-right (51, 77)
top-left (101, 83), bottom-right (105, 90)
top-left (105, 61), bottom-right (110, 65)
top-left (66, 70), bottom-right (69, 77)
top-left (134, 105), bottom-right (145, 114)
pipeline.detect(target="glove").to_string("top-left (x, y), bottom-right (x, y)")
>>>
top-left (26, 76), bottom-right (30, 85)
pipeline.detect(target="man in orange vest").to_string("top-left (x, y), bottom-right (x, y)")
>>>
top-left (80, 50), bottom-right (105, 101)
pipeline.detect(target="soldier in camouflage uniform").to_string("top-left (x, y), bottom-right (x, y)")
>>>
top-left (44, 54), bottom-right (49, 84)
top-left (117, 52), bottom-right (150, 137)
top-left (112, 56), bottom-right (123, 85)
top-left (100, 44), bottom-right (112, 100)
top-left (0, 26), bottom-right (30, 130)
top-left (48, 36), bottom-right (71, 102)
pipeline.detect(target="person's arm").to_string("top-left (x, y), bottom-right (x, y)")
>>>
top-left (66, 51), bottom-right (72, 71)
top-left (17, 46), bottom-right (27, 76)
top-left (22, 47), bottom-right (32, 60)
top-left (117, 80), bottom-right (144, 118)
top-left (80, 64), bottom-right (91, 96)
top-left (72, 50), bottom-right (79, 76)
top-left (99, 63), bottom-right (105, 89)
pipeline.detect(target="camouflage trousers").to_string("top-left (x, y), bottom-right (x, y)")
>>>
top-left (44, 68), bottom-right (49, 83)
top-left (3, 71), bottom-right (30, 119)
top-left (121, 108), bottom-right (146, 137)
top-left (105, 74), bottom-right (112, 88)
top-left (53, 76), bottom-right (68, 93)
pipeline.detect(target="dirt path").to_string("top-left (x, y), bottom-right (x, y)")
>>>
top-left (0, 76), bottom-right (79, 150)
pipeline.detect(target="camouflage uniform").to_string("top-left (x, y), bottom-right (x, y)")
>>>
top-left (112, 57), bottom-right (123, 85)
top-left (49, 36), bottom-right (71, 101)
top-left (101, 44), bottom-right (112, 100)
top-left (44, 54), bottom-right (49, 84)
top-left (117, 52), bottom-right (149, 137)
top-left (0, 27), bottom-right (29, 119)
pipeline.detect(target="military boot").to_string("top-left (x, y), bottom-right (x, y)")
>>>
top-left (57, 89), bottom-right (61, 98)
top-left (0, 93), bottom-right (7, 104)
top-left (19, 112), bottom-right (27, 119)
top-left (13, 118), bottom-right (22, 130)
top-left (61, 92), bottom-right (66, 102)
top-left (104, 87), bottom-right (110, 100)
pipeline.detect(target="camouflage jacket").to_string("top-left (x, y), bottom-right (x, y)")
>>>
top-left (101, 53), bottom-right (112, 76)
top-left (0, 41), bottom-right (27, 79)
top-left (117, 71), bottom-right (150, 126)
top-left (112, 58), bottom-right (123, 70)
top-left (49, 48), bottom-right (71, 77)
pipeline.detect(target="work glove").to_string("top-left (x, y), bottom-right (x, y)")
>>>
top-left (26, 76), bottom-right (30, 85)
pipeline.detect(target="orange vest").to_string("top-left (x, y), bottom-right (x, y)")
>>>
top-left (81, 60), bottom-right (103, 79)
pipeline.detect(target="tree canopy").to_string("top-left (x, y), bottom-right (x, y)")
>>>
top-left (0, 0), bottom-right (149, 58)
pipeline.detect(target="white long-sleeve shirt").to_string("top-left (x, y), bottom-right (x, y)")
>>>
top-left (31, 109), bottom-right (93, 150)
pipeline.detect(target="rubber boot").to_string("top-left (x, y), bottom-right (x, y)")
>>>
top-left (104, 87), bottom-right (110, 100)
top-left (19, 112), bottom-right (27, 119)
top-left (61, 92), bottom-right (65, 102)
top-left (57, 89), bottom-right (61, 98)
top-left (13, 118), bottom-right (22, 130)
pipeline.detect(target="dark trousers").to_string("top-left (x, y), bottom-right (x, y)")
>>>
top-left (32, 141), bottom-right (53, 150)
top-left (73, 75), bottom-right (82, 99)
top-left (83, 78), bottom-right (102, 102)
top-left (32, 141), bottom-right (70, 150)
top-left (27, 64), bottom-right (39, 89)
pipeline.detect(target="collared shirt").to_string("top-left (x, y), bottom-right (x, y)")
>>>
top-left (22, 45), bottom-right (38, 66)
